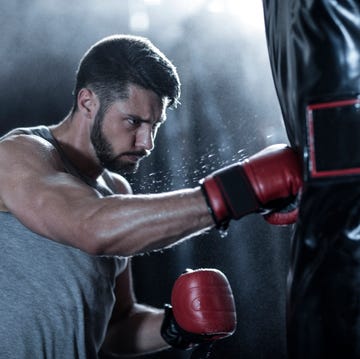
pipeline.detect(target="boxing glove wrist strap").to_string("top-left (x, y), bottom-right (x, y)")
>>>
top-left (200, 184), bottom-right (230, 230)
top-left (200, 163), bottom-right (259, 228)
top-left (161, 304), bottom-right (212, 350)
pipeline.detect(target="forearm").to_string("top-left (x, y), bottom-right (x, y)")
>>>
top-left (85, 187), bottom-right (212, 256)
top-left (101, 304), bottom-right (169, 357)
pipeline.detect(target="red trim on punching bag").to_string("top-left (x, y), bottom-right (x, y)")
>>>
top-left (306, 98), bottom-right (360, 178)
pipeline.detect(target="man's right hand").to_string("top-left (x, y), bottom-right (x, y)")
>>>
top-left (200, 144), bottom-right (303, 228)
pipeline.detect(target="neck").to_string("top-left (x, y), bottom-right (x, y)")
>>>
top-left (50, 114), bottom-right (103, 179)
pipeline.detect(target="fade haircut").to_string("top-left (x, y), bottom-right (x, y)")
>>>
top-left (72, 34), bottom-right (181, 114)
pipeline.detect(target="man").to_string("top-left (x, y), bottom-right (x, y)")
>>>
top-left (0, 34), bottom-right (302, 357)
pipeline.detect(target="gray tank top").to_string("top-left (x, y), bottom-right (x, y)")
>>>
top-left (0, 126), bottom-right (127, 358)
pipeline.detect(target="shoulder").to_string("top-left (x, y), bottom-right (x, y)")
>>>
top-left (0, 129), bottom-right (49, 154)
top-left (0, 126), bottom-right (46, 141)
top-left (102, 170), bottom-right (133, 195)
top-left (0, 128), bottom-right (64, 212)
top-left (0, 128), bottom-right (63, 171)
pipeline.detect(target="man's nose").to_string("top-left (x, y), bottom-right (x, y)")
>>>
top-left (135, 126), bottom-right (155, 151)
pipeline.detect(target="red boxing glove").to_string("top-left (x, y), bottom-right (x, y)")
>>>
top-left (200, 144), bottom-right (303, 228)
top-left (161, 268), bottom-right (236, 350)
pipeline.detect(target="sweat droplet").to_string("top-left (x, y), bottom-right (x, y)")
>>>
top-left (218, 228), bottom-right (229, 238)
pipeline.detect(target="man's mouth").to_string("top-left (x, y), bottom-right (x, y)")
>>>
top-left (125, 154), bottom-right (144, 162)
top-left (120, 151), bottom-right (149, 162)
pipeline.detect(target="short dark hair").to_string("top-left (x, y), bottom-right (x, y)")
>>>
top-left (72, 34), bottom-right (181, 113)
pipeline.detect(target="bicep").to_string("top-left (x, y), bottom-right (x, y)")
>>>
top-left (109, 261), bottom-right (136, 324)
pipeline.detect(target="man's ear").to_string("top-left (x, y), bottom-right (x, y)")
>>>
top-left (77, 88), bottom-right (99, 119)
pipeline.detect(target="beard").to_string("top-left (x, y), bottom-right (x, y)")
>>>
top-left (90, 111), bottom-right (142, 174)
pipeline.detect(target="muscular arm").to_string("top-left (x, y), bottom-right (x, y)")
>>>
top-left (101, 263), bottom-right (169, 356)
top-left (0, 135), bottom-right (213, 256)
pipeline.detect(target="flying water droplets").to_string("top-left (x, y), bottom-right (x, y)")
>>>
top-left (218, 227), bottom-right (229, 239)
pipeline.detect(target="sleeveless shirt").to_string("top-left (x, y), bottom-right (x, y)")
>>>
top-left (0, 126), bottom-right (127, 358)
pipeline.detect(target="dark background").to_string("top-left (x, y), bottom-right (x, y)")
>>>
top-left (0, 1), bottom-right (293, 358)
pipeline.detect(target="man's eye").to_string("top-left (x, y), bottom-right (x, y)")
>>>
top-left (127, 118), bottom-right (141, 126)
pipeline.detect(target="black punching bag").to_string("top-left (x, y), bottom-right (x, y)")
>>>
top-left (262, 1), bottom-right (360, 358)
